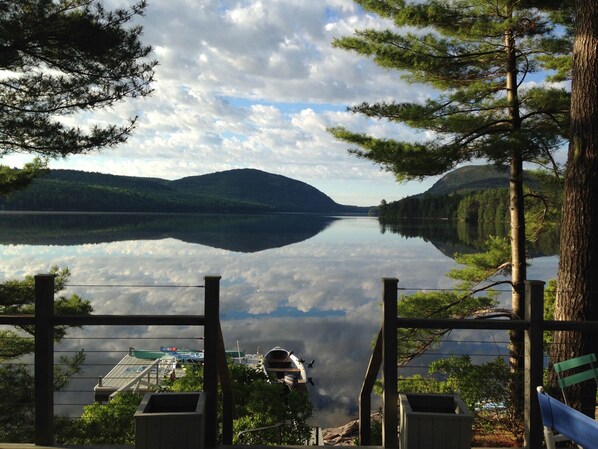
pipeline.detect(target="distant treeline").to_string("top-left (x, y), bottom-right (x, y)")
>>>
top-left (0, 168), bottom-right (368, 214)
top-left (379, 189), bottom-right (510, 223)
top-left (1, 178), bottom-right (268, 213)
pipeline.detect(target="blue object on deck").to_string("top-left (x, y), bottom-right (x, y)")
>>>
top-left (536, 386), bottom-right (598, 449)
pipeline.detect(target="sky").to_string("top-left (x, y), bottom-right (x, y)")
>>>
top-left (7, 0), bottom-right (449, 206)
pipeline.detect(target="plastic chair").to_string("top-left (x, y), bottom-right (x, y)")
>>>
top-left (553, 353), bottom-right (598, 406)
top-left (537, 386), bottom-right (598, 449)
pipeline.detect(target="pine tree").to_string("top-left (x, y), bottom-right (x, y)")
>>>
top-left (0, 267), bottom-right (92, 442)
top-left (0, 0), bottom-right (156, 192)
top-left (329, 0), bottom-right (570, 380)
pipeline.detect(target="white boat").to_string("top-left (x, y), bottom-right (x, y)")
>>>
top-left (262, 346), bottom-right (308, 391)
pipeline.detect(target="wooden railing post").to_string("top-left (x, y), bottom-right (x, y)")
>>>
top-left (218, 323), bottom-right (234, 445)
top-left (524, 280), bottom-right (544, 449)
top-left (382, 278), bottom-right (398, 449)
top-left (35, 274), bottom-right (55, 446)
top-left (359, 329), bottom-right (382, 445)
top-left (204, 276), bottom-right (221, 448)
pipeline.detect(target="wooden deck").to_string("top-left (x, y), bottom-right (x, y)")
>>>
top-left (0, 444), bottom-right (513, 449)
top-left (4, 443), bottom-right (361, 448)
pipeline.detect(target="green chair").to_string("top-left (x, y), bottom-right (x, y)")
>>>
top-left (549, 354), bottom-right (598, 449)
top-left (553, 353), bottom-right (598, 406)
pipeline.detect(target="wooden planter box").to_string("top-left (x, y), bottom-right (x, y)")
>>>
top-left (399, 393), bottom-right (472, 449)
top-left (135, 392), bottom-right (205, 449)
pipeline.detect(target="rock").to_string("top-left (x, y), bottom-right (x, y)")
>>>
top-left (322, 413), bottom-right (381, 446)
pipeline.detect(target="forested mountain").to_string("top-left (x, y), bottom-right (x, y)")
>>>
top-left (378, 165), bottom-right (558, 223)
top-left (425, 165), bottom-right (512, 196)
top-left (0, 169), bottom-right (368, 214)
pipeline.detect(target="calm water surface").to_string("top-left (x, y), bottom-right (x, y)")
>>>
top-left (0, 212), bottom-right (558, 427)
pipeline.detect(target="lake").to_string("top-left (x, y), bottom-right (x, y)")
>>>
top-left (0, 212), bottom-right (558, 428)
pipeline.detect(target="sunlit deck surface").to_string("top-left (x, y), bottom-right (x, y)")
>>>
top-left (0, 444), bottom-right (512, 449)
top-left (93, 354), bottom-right (176, 402)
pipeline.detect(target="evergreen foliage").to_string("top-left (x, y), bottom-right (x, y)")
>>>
top-left (395, 235), bottom-right (510, 366)
top-left (378, 164), bottom-right (562, 226)
top-left (0, 267), bottom-right (91, 442)
top-left (169, 363), bottom-right (313, 445)
top-left (397, 287), bottom-right (498, 364)
top-left (378, 189), bottom-right (510, 222)
top-left (0, 0), bottom-right (156, 192)
top-left (56, 393), bottom-right (141, 445)
top-left (0, 168), bottom-right (366, 213)
top-left (390, 356), bottom-right (523, 444)
top-left (0, 267), bottom-right (92, 355)
top-left (330, 1), bottom-right (571, 379)
top-left (379, 194), bottom-right (462, 221)
top-left (58, 362), bottom-right (313, 446)
top-left (329, 2), bottom-right (570, 180)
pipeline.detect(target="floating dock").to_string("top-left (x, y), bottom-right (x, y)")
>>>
top-left (94, 351), bottom-right (177, 402)
top-left (94, 345), bottom-right (265, 402)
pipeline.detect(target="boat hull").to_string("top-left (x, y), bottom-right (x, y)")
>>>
top-left (262, 346), bottom-right (307, 391)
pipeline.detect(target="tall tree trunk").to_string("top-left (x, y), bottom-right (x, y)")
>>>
top-left (551, 0), bottom-right (598, 418)
top-left (509, 152), bottom-right (526, 377)
top-left (505, 23), bottom-right (526, 408)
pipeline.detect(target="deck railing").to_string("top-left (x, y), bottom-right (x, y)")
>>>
top-left (0, 274), bottom-right (233, 447)
top-left (360, 278), bottom-right (598, 449)
top-left (5, 274), bottom-right (598, 448)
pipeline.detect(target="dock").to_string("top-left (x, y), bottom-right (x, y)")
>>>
top-left (94, 353), bottom-right (177, 402)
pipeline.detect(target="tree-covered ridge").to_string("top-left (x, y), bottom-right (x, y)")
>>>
top-left (378, 165), bottom-right (560, 224)
top-left (425, 165), bottom-right (513, 196)
top-left (378, 165), bottom-right (515, 221)
top-left (0, 169), bottom-right (368, 214)
top-left (379, 189), bottom-right (509, 223)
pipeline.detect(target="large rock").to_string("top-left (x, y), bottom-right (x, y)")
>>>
top-left (322, 413), bottom-right (381, 446)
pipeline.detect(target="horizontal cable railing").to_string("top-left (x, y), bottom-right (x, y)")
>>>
top-left (359, 278), bottom-right (598, 449)
top-left (0, 274), bottom-right (230, 447)
top-left (5, 276), bottom-right (597, 448)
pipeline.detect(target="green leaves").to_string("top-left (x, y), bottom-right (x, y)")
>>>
top-left (328, 126), bottom-right (461, 180)
top-left (0, 0), bottom-right (156, 193)
top-left (0, 364), bottom-right (36, 442)
top-left (0, 266), bottom-right (93, 351)
top-left (162, 362), bottom-right (313, 446)
top-left (449, 236), bottom-right (511, 282)
top-left (0, 267), bottom-right (92, 442)
top-left (330, 0), bottom-right (571, 181)
top-left (0, 159), bottom-right (48, 195)
top-left (394, 234), bottom-right (516, 365)
top-left (397, 287), bottom-right (497, 365)
top-left (0, 331), bottom-right (34, 360)
top-left (59, 393), bottom-right (142, 445)
top-left (430, 355), bottom-right (511, 412)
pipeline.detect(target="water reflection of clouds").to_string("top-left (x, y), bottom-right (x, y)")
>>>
top-left (0, 217), bottom-right (559, 428)
top-left (3, 220), bottom-right (460, 317)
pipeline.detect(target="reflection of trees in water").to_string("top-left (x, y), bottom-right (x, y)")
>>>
top-left (380, 219), bottom-right (557, 258)
top-left (0, 213), bottom-right (338, 253)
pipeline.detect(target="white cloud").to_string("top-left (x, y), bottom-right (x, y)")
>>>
top-left (2, 0), bottom-right (444, 206)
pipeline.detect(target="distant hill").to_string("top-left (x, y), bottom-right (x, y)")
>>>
top-left (377, 164), bottom-right (546, 222)
top-left (0, 168), bottom-right (369, 214)
top-left (424, 165), bottom-right (511, 196)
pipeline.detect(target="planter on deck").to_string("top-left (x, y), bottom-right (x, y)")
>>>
top-left (134, 392), bottom-right (205, 449)
top-left (399, 393), bottom-right (472, 449)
